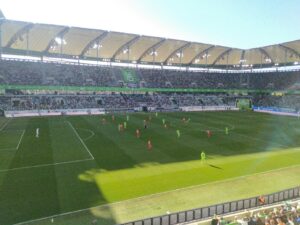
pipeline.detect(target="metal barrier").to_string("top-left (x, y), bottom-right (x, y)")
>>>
top-left (122, 187), bottom-right (300, 225)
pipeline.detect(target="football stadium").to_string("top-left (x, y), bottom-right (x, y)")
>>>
top-left (0, 1), bottom-right (300, 225)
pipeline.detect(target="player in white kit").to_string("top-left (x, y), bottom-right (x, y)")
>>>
top-left (36, 128), bottom-right (39, 138)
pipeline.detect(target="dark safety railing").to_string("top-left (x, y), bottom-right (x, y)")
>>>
top-left (122, 186), bottom-right (300, 225)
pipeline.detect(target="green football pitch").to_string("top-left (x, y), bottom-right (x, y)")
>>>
top-left (0, 111), bottom-right (300, 225)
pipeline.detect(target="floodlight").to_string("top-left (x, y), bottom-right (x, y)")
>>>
top-left (176, 52), bottom-right (184, 58)
top-left (92, 43), bottom-right (102, 49)
top-left (150, 51), bottom-right (158, 56)
top-left (55, 37), bottom-right (67, 45)
top-left (265, 58), bottom-right (271, 63)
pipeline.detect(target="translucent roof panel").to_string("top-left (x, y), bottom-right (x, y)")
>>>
top-left (283, 40), bottom-right (300, 54)
top-left (215, 49), bottom-right (242, 65)
top-left (1, 20), bottom-right (29, 47)
top-left (179, 43), bottom-right (213, 65)
top-left (193, 46), bottom-right (228, 65)
top-left (115, 36), bottom-right (162, 62)
top-left (84, 32), bottom-right (137, 59)
top-left (1, 20), bottom-right (300, 67)
top-left (243, 49), bottom-right (269, 65)
top-left (141, 39), bottom-right (188, 63)
top-left (262, 45), bottom-right (288, 64)
top-left (10, 24), bottom-right (65, 52)
top-left (56, 28), bottom-right (104, 56)
top-left (281, 40), bottom-right (300, 62)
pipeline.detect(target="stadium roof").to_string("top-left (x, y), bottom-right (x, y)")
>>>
top-left (0, 19), bottom-right (300, 68)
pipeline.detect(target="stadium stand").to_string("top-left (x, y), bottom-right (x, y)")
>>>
top-left (0, 59), bottom-right (300, 112)
top-left (0, 60), bottom-right (300, 89)
top-left (0, 93), bottom-right (238, 111)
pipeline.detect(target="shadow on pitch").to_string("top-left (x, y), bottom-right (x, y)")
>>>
top-left (208, 164), bottom-right (223, 170)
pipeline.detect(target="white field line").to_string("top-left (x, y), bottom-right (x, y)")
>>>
top-left (65, 121), bottom-right (94, 160)
top-left (80, 128), bottom-right (95, 141)
top-left (0, 158), bottom-right (94, 173)
top-left (0, 118), bottom-right (11, 131)
top-left (12, 163), bottom-right (300, 225)
top-left (16, 130), bottom-right (25, 150)
top-left (0, 130), bottom-right (25, 152)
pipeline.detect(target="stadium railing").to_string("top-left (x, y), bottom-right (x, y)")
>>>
top-left (121, 186), bottom-right (300, 225)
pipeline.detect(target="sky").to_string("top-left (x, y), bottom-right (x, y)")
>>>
top-left (0, 0), bottom-right (300, 49)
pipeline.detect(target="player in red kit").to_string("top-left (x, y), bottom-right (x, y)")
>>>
top-left (136, 129), bottom-right (140, 138)
top-left (206, 130), bottom-right (212, 138)
top-left (147, 139), bottom-right (152, 150)
top-left (118, 123), bottom-right (124, 132)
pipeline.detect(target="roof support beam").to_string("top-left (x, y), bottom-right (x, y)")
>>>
top-left (137, 39), bottom-right (166, 63)
top-left (187, 45), bottom-right (215, 66)
top-left (212, 48), bottom-right (232, 66)
top-left (6, 23), bottom-right (34, 48)
top-left (240, 50), bottom-right (245, 61)
top-left (163, 42), bottom-right (191, 64)
top-left (258, 48), bottom-right (274, 64)
top-left (79, 31), bottom-right (109, 57)
top-left (278, 44), bottom-right (300, 59)
top-left (43, 27), bottom-right (69, 53)
top-left (239, 50), bottom-right (245, 65)
top-left (111, 35), bottom-right (140, 60)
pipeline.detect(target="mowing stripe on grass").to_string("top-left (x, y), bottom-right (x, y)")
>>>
top-left (65, 121), bottom-right (94, 160)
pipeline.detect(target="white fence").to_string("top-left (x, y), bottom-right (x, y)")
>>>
top-left (4, 108), bottom-right (105, 117)
top-left (180, 106), bottom-right (238, 112)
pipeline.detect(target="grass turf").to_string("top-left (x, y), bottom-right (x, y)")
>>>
top-left (0, 111), bottom-right (299, 225)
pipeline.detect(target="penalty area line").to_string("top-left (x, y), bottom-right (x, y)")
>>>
top-left (16, 130), bottom-right (25, 150)
top-left (65, 121), bottom-right (95, 160)
top-left (80, 128), bottom-right (95, 141)
top-left (0, 130), bottom-right (25, 152)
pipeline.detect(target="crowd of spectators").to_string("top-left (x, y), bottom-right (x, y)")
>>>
top-left (211, 201), bottom-right (300, 225)
top-left (0, 60), bottom-right (300, 90)
top-left (0, 93), bottom-right (238, 111)
top-left (0, 60), bottom-right (123, 87)
top-left (253, 94), bottom-right (300, 111)
top-left (1, 59), bottom-right (300, 111)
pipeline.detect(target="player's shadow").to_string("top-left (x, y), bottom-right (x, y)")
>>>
top-left (208, 164), bottom-right (223, 170)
